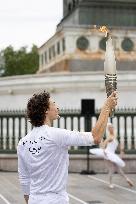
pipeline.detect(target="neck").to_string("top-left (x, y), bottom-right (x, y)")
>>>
top-left (44, 118), bottom-right (52, 127)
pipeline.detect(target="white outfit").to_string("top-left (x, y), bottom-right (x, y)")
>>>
top-left (17, 125), bottom-right (94, 204)
top-left (90, 139), bottom-right (133, 188)
top-left (90, 139), bottom-right (125, 167)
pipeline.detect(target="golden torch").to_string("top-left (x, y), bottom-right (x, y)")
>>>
top-left (99, 26), bottom-right (117, 118)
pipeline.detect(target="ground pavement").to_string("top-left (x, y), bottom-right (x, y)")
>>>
top-left (0, 172), bottom-right (136, 204)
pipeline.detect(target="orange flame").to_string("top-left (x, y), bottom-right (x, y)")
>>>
top-left (99, 26), bottom-right (109, 37)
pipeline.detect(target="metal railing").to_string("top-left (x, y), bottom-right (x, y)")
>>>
top-left (0, 108), bottom-right (136, 154)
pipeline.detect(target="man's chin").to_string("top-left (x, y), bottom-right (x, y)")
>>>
top-left (57, 115), bottom-right (60, 119)
top-left (52, 115), bottom-right (60, 120)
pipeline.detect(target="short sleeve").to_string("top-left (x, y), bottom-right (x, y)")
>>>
top-left (47, 127), bottom-right (94, 147)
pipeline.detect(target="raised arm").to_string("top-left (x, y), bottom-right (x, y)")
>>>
top-left (92, 92), bottom-right (117, 144)
top-left (100, 136), bottom-right (114, 149)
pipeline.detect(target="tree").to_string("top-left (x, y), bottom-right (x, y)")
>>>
top-left (2, 45), bottom-right (39, 76)
top-left (0, 51), bottom-right (5, 76)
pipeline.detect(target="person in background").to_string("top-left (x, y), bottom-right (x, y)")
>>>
top-left (90, 123), bottom-right (134, 189)
top-left (17, 91), bottom-right (117, 204)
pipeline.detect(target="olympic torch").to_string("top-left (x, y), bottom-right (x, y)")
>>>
top-left (100, 26), bottom-right (117, 117)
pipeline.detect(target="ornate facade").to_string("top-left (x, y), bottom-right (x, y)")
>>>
top-left (38, 0), bottom-right (136, 73)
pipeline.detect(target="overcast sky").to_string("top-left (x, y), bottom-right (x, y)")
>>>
top-left (0, 0), bottom-right (63, 50)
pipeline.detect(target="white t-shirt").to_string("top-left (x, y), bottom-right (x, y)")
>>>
top-left (17, 125), bottom-right (94, 204)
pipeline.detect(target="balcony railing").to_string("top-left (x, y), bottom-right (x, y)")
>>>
top-left (0, 108), bottom-right (136, 154)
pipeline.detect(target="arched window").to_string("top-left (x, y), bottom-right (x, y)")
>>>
top-left (62, 38), bottom-right (66, 52)
top-left (99, 37), bottom-right (106, 51)
top-left (121, 38), bottom-right (134, 52)
top-left (76, 36), bottom-right (89, 51)
top-left (57, 42), bottom-right (60, 55)
top-left (73, 0), bottom-right (76, 8)
top-left (68, 3), bottom-right (72, 12)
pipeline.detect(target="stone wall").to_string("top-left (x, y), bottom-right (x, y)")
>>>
top-left (0, 71), bottom-right (136, 110)
top-left (0, 154), bottom-right (136, 173)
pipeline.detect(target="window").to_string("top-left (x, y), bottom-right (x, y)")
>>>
top-left (57, 42), bottom-right (60, 54)
top-left (52, 45), bottom-right (56, 58)
top-left (99, 37), bottom-right (106, 51)
top-left (40, 54), bottom-right (44, 66)
top-left (76, 36), bottom-right (89, 50)
top-left (62, 38), bottom-right (66, 52)
top-left (121, 38), bottom-right (134, 52)
top-left (73, 0), bottom-right (76, 8)
top-left (49, 48), bottom-right (52, 60)
top-left (44, 52), bottom-right (47, 63)
top-left (68, 3), bottom-right (72, 12)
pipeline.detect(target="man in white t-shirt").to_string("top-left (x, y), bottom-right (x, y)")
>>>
top-left (17, 91), bottom-right (118, 204)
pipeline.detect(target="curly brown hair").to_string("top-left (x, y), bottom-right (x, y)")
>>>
top-left (27, 91), bottom-right (50, 127)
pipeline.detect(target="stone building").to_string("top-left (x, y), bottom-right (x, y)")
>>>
top-left (0, 0), bottom-right (136, 110)
top-left (38, 0), bottom-right (136, 73)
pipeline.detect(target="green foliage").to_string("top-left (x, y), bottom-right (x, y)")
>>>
top-left (0, 51), bottom-right (5, 76)
top-left (2, 45), bottom-right (39, 76)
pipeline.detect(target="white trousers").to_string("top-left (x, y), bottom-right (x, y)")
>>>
top-left (28, 193), bottom-right (69, 204)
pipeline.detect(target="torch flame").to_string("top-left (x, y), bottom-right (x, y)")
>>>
top-left (99, 26), bottom-right (109, 37)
